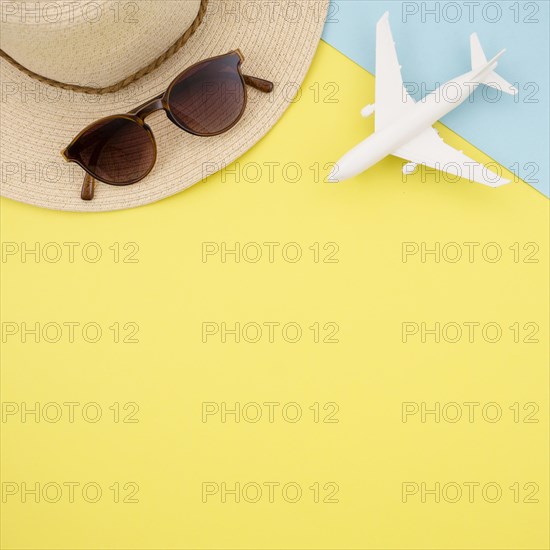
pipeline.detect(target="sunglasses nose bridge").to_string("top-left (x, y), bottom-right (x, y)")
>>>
top-left (130, 96), bottom-right (166, 120)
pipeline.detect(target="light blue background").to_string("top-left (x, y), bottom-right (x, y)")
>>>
top-left (322, 0), bottom-right (549, 197)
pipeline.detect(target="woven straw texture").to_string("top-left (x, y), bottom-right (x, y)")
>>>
top-left (0, 0), bottom-right (329, 211)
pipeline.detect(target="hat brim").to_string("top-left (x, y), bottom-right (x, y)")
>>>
top-left (0, 0), bottom-right (329, 212)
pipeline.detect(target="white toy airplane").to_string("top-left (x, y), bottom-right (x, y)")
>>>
top-left (328, 12), bottom-right (517, 186)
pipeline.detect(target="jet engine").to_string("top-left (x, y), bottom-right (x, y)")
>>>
top-left (361, 104), bottom-right (376, 118)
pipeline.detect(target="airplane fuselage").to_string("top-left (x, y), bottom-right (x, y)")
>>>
top-left (333, 67), bottom-right (493, 181)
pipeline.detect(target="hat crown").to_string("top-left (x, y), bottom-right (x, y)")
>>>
top-left (0, 0), bottom-right (203, 88)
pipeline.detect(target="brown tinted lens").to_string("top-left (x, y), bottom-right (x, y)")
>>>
top-left (67, 117), bottom-right (155, 185)
top-left (167, 53), bottom-right (246, 135)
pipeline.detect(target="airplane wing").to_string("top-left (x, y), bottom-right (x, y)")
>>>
top-left (393, 127), bottom-right (510, 187)
top-left (375, 12), bottom-right (416, 131)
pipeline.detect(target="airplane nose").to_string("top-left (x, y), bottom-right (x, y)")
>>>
top-left (327, 164), bottom-right (340, 183)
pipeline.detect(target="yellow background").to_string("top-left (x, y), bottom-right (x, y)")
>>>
top-left (1, 42), bottom-right (548, 549)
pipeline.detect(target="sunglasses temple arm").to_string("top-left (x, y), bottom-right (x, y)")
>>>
top-left (81, 173), bottom-right (96, 201)
top-left (80, 130), bottom-right (112, 200)
top-left (243, 74), bottom-right (274, 93)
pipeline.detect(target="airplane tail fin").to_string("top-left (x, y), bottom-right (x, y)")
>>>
top-left (470, 33), bottom-right (518, 95)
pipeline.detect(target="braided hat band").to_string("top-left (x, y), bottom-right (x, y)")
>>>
top-left (0, 0), bottom-right (208, 95)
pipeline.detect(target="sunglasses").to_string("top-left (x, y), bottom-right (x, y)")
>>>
top-left (61, 51), bottom-right (274, 201)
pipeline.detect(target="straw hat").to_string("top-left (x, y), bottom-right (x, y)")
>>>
top-left (0, 0), bottom-right (329, 211)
